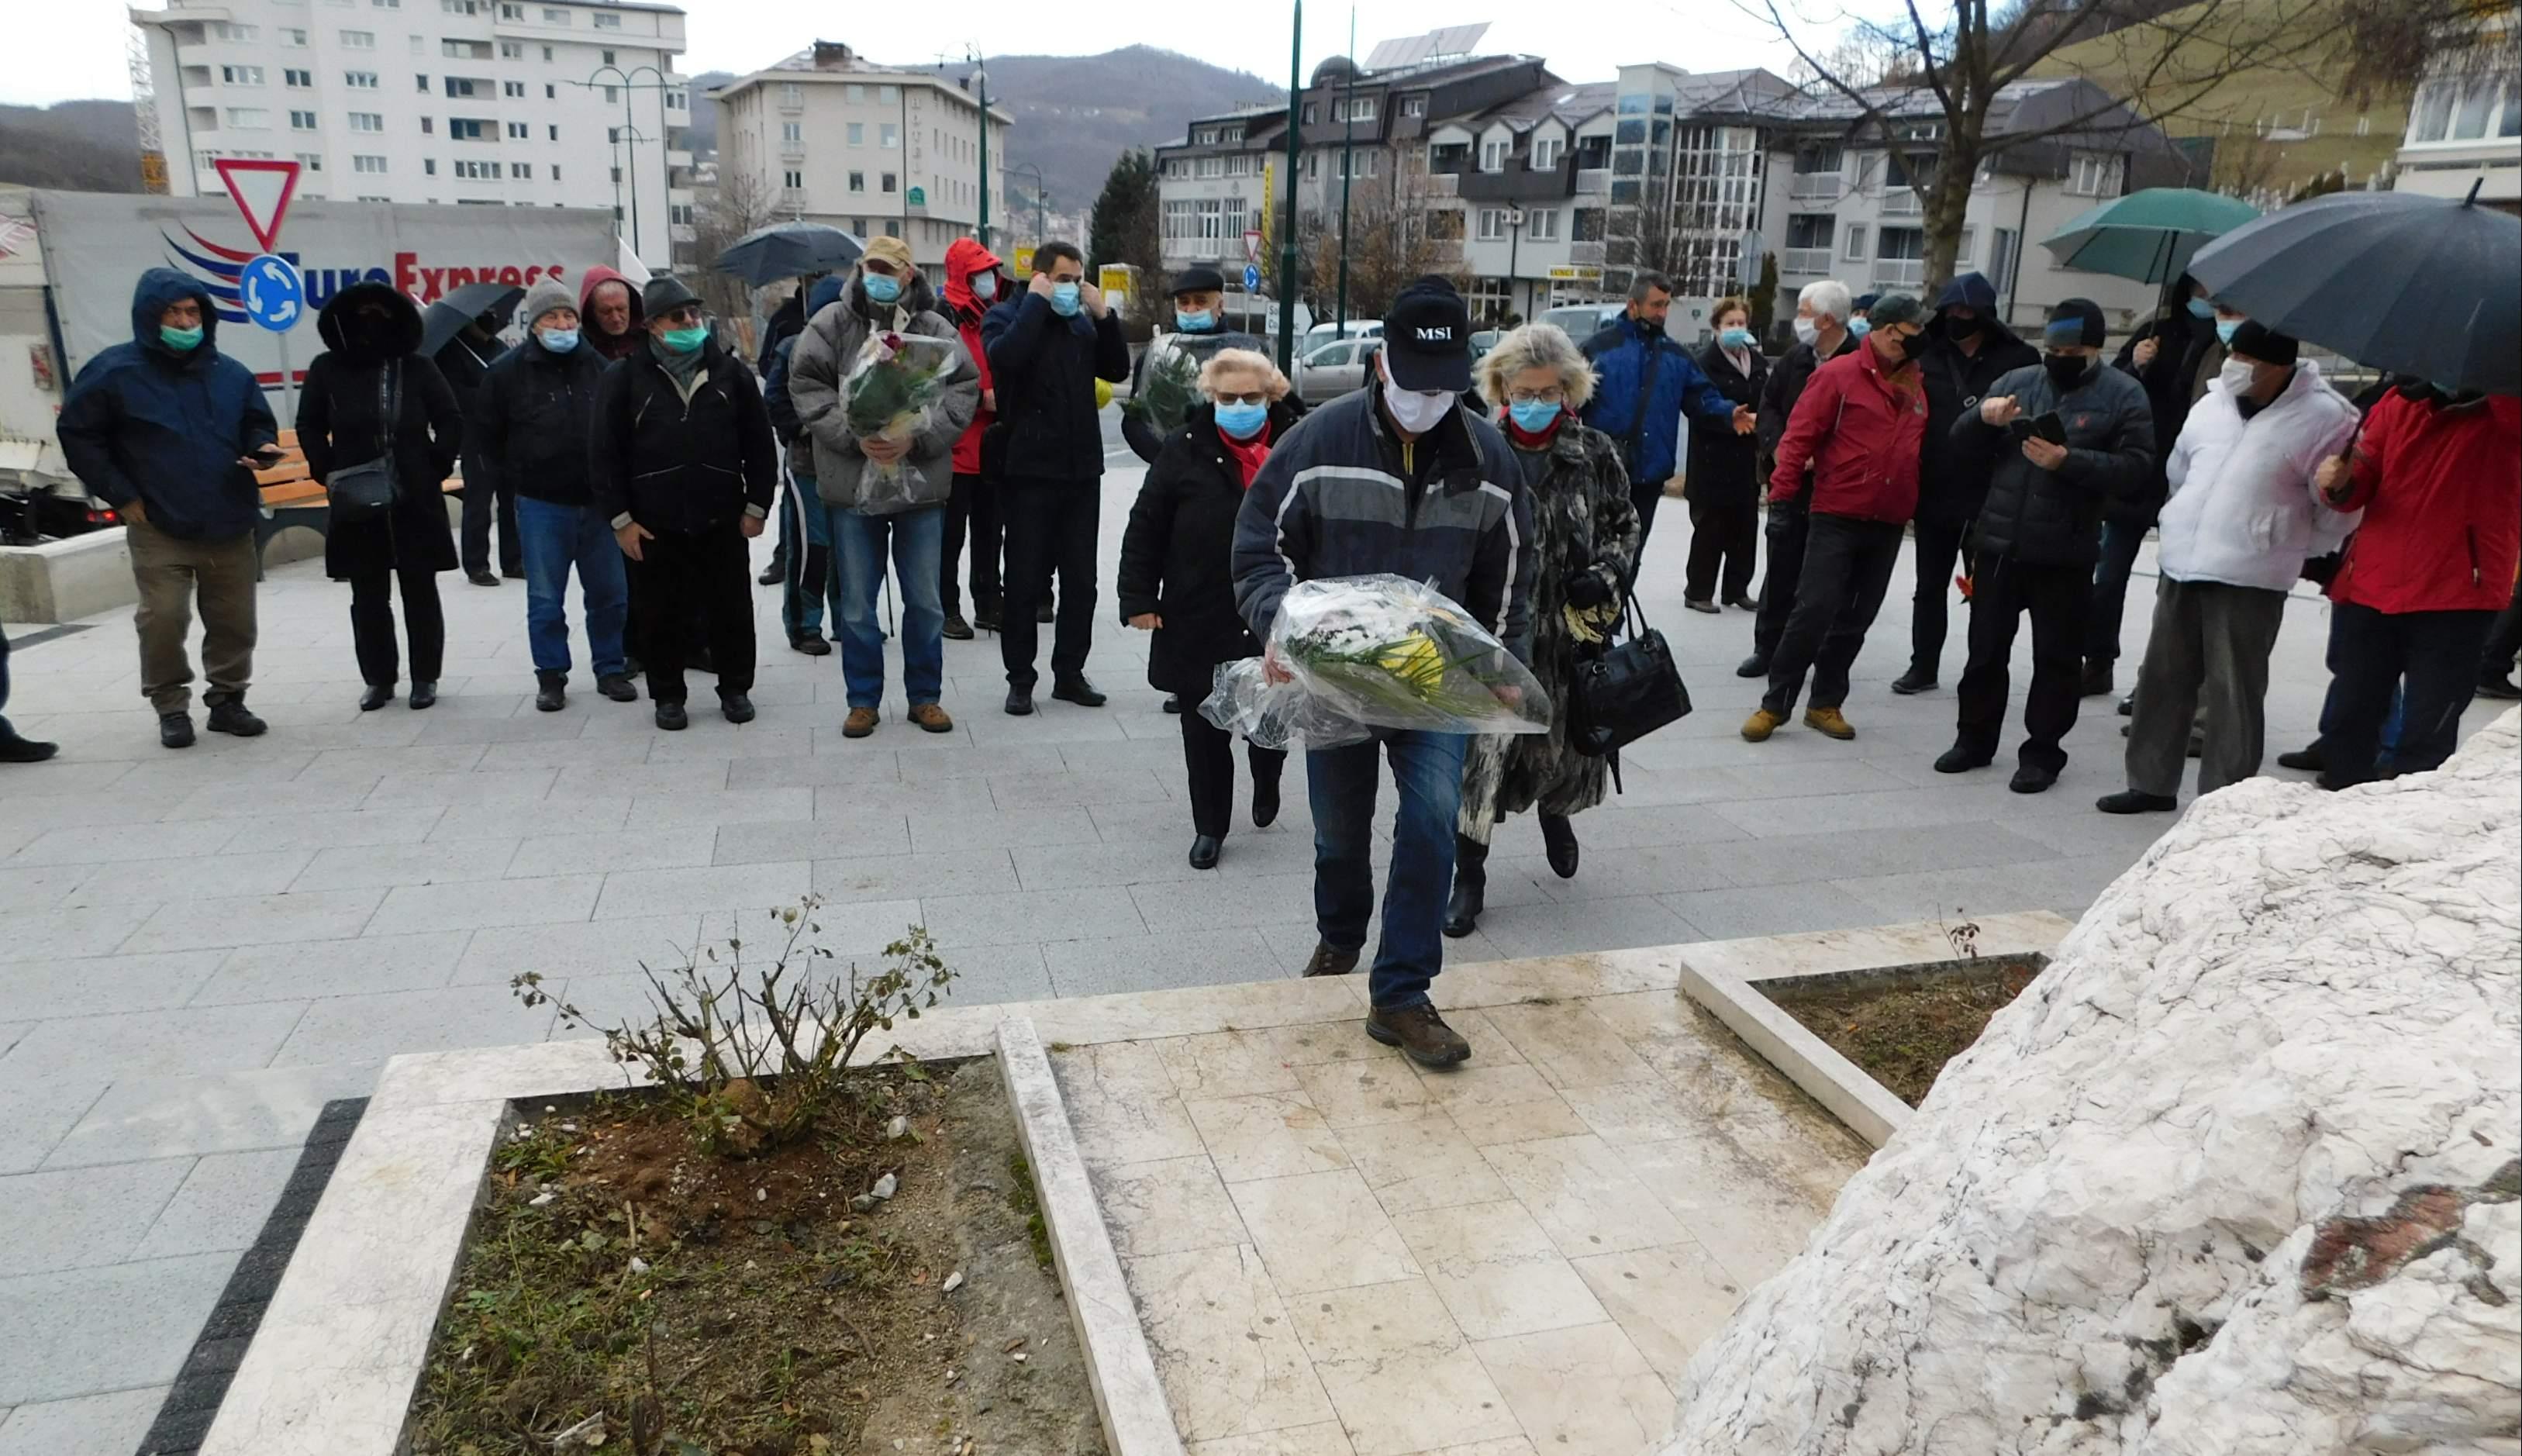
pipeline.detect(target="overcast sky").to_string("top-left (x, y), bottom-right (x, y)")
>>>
top-left (9, 2), bottom-right (1810, 108)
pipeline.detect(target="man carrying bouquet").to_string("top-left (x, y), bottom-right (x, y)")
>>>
top-left (788, 236), bottom-right (981, 738)
top-left (1233, 274), bottom-right (1535, 1069)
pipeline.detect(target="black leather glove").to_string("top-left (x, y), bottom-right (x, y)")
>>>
top-left (1564, 568), bottom-right (1615, 611)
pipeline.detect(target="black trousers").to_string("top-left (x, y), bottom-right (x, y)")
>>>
top-left (1631, 479), bottom-right (1666, 554)
top-left (460, 479), bottom-right (520, 578)
top-left (2484, 574), bottom-right (2522, 679)
top-left (999, 478), bottom-right (1100, 686)
top-left (1751, 503), bottom-right (1810, 660)
top-left (349, 566), bottom-right (445, 688)
top-left (1683, 491), bottom-right (1758, 604)
top-left (943, 470), bottom-right (1002, 619)
top-left (1907, 516), bottom-right (1970, 681)
top-left (1182, 708), bottom-right (1288, 838)
top-left (1763, 514), bottom-right (1903, 716)
top-left (2324, 602), bottom-right (2493, 788)
top-left (629, 526), bottom-right (754, 702)
top-left (1953, 554), bottom-right (2089, 774)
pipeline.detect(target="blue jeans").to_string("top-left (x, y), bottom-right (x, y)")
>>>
top-left (2086, 518), bottom-right (2148, 666)
top-left (780, 472), bottom-right (835, 640)
top-left (516, 495), bottom-right (627, 678)
top-left (830, 502), bottom-right (945, 709)
top-left (1307, 730), bottom-right (1470, 1010)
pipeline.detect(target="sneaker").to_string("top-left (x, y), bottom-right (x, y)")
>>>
top-left (0, 726), bottom-right (59, 764)
top-left (2081, 660), bottom-right (2114, 698)
top-left (654, 701), bottom-right (689, 732)
top-left (843, 706), bottom-right (881, 738)
top-left (1301, 942), bottom-right (1359, 978)
top-left (2096, 789), bottom-right (2176, 815)
top-left (1741, 707), bottom-right (1785, 743)
top-left (159, 712), bottom-right (195, 750)
top-left (720, 693), bottom-right (757, 725)
top-left (941, 614), bottom-right (975, 641)
top-left (467, 571), bottom-right (502, 588)
top-left (1365, 1002), bottom-right (1471, 1068)
top-left (1735, 654), bottom-right (1770, 679)
top-left (1934, 744), bottom-right (1993, 774)
top-left (789, 633), bottom-right (833, 657)
top-left (2009, 764), bottom-right (2058, 795)
top-left (1685, 598), bottom-right (1720, 614)
top-left (1803, 706), bottom-right (1855, 740)
top-left (1051, 675), bottom-right (1107, 708)
top-left (535, 673), bottom-right (568, 713)
top-left (205, 698), bottom-right (267, 737)
top-left (2276, 744), bottom-right (2325, 772)
top-left (1889, 669), bottom-right (1937, 695)
top-left (598, 674), bottom-right (638, 703)
top-left (909, 703), bottom-right (954, 734)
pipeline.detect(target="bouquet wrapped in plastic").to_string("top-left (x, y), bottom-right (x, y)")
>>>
top-left (843, 330), bottom-right (952, 508)
top-left (1120, 339), bottom-right (1204, 439)
top-left (1202, 574), bottom-right (1551, 751)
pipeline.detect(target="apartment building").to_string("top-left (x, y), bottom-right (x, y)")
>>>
top-left (1596, 64), bottom-right (1799, 312)
top-left (2390, 8), bottom-right (2520, 209)
top-left (131, 0), bottom-right (693, 269)
top-left (712, 41), bottom-right (1013, 274)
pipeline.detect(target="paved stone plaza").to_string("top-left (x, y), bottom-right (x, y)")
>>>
top-left (0, 446), bottom-right (2457, 1451)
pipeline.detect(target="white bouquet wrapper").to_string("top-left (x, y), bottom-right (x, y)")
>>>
top-left (841, 330), bottom-right (954, 511)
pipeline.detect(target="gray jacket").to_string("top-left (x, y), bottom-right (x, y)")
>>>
top-left (788, 269), bottom-right (980, 513)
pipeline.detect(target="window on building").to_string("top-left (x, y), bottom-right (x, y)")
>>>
top-left (1303, 152), bottom-right (1319, 178)
top-left (599, 47), bottom-right (615, 64)
top-left (847, 121), bottom-right (864, 145)
top-left (1785, 212), bottom-right (1834, 250)
top-left (670, 203), bottom-right (694, 225)
top-left (417, 73), bottom-right (430, 90)
top-left (221, 65), bottom-right (265, 85)
top-left (1988, 227), bottom-right (2017, 289)
top-left (219, 107), bottom-right (267, 129)
top-left (420, 116), bottom-right (433, 132)
top-left (1531, 135), bottom-right (1563, 170)
top-left (1197, 155), bottom-right (1223, 178)
top-left (512, 161), bottom-right (533, 177)
top-left (542, 5), bottom-right (569, 20)
top-left (282, 28), bottom-right (309, 46)
top-left (1877, 226), bottom-right (1924, 259)
top-left (593, 11), bottom-right (620, 27)
top-left (341, 28), bottom-right (376, 47)
top-left (499, 40), bottom-right (523, 58)
top-left (212, 21), bottom-right (261, 40)
top-left (354, 153), bottom-right (389, 172)
top-left (881, 171), bottom-right (897, 192)
top-left (442, 39), bottom-right (489, 57)
top-left (454, 158), bottom-right (498, 178)
top-left (349, 111), bottom-right (383, 130)
top-left (345, 70), bottom-right (379, 87)
top-left (849, 171), bottom-right (865, 191)
top-left (506, 120), bottom-right (527, 138)
top-left (881, 123), bottom-right (899, 149)
top-left (2065, 150), bottom-right (2124, 198)
top-left (446, 78), bottom-right (482, 98)
top-left (550, 163), bottom-right (562, 179)
top-left (846, 83), bottom-right (867, 102)
top-left (1842, 223), bottom-right (1867, 260)
top-left (1524, 207), bottom-right (1559, 240)
top-left (1477, 208), bottom-right (1509, 240)
top-left (503, 80), bottom-right (524, 98)
top-left (548, 124), bottom-right (557, 140)
top-left (784, 169), bottom-right (803, 189)
top-left (1302, 103), bottom-right (1316, 124)
top-left (601, 85), bottom-right (616, 102)
top-left (285, 68), bottom-right (313, 88)
top-left (1196, 127), bottom-right (1217, 144)
top-left (878, 85), bottom-right (897, 103)
top-left (544, 82), bottom-right (555, 98)
top-left (296, 152), bottom-right (324, 171)
top-left (499, 2), bottom-right (523, 17)
top-left (450, 118), bottom-right (487, 139)
top-left (1223, 123), bottom-right (1244, 141)
top-left (1226, 154), bottom-right (1250, 176)
top-left (290, 109), bottom-right (319, 129)
top-left (542, 47), bottom-right (554, 61)
top-left (443, 0), bottom-right (478, 12)
top-left (1954, 227), bottom-right (1976, 265)
top-left (782, 121), bottom-right (803, 143)
top-left (1481, 138), bottom-right (1509, 171)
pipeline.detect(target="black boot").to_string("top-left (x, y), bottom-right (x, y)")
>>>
top-left (1444, 834), bottom-right (1488, 939)
top-left (1539, 814), bottom-right (1579, 880)
top-left (535, 670), bottom-right (568, 713)
top-left (758, 545), bottom-right (786, 587)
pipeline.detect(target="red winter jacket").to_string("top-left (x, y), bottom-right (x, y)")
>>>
top-left (1768, 338), bottom-right (1927, 523)
top-left (941, 237), bottom-right (1003, 477)
top-left (2327, 391), bottom-right (2521, 616)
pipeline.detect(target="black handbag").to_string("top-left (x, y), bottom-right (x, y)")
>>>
top-left (1571, 594), bottom-right (1691, 758)
top-left (326, 361), bottom-right (403, 523)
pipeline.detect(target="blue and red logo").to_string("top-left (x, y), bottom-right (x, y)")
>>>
top-left (162, 223), bottom-right (574, 324)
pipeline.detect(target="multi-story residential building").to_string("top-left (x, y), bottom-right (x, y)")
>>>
top-left (130, 0), bottom-right (693, 270)
top-left (1434, 81), bottom-right (1617, 321)
top-left (712, 41), bottom-right (1013, 274)
top-left (1598, 64), bottom-right (1799, 313)
top-left (2390, 8), bottom-right (2520, 210)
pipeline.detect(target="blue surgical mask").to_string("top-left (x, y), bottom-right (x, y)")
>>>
top-left (862, 273), bottom-right (902, 305)
top-left (1213, 401), bottom-right (1268, 438)
top-left (1719, 326), bottom-right (1753, 350)
top-left (1848, 317), bottom-right (1873, 340)
top-left (160, 324), bottom-right (205, 352)
top-left (1176, 309), bottom-right (1216, 333)
top-left (2186, 295), bottom-right (2217, 319)
top-left (971, 271), bottom-right (999, 302)
top-left (2216, 318), bottom-right (2242, 347)
top-left (539, 327), bottom-right (580, 354)
top-left (1051, 281), bottom-right (1082, 317)
top-left (1508, 399), bottom-right (1561, 433)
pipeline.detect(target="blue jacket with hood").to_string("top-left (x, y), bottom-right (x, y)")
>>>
top-left (57, 267), bottom-right (278, 541)
top-left (1579, 312), bottom-right (1740, 488)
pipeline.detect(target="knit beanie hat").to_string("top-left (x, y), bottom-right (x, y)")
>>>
top-left (2227, 319), bottom-right (2299, 367)
top-left (2044, 298), bottom-right (2106, 348)
top-left (523, 278), bottom-right (577, 327)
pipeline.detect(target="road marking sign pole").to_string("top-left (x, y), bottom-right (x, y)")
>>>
top-left (239, 253), bottom-right (306, 429)
top-left (1244, 263), bottom-right (1262, 294)
top-left (212, 159), bottom-right (305, 430)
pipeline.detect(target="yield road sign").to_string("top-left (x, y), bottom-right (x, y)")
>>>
top-left (214, 158), bottom-right (303, 253)
top-left (240, 254), bottom-right (305, 333)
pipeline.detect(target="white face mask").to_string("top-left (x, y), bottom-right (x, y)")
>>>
top-left (1378, 354), bottom-right (1455, 434)
top-left (2219, 358), bottom-right (2258, 397)
top-left (1792, 316), bottom-right (1820, 347)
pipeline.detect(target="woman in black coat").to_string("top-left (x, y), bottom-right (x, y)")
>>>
top-left (297, 281), bottom-right (464, 710)
top-left (1681, 296), bottom-right (1769, 612)
top-left (1117, 347), bottom-right (1296, 870)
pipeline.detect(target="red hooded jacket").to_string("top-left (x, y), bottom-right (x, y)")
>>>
top-left (1768, 336), bottom-right (1927, 523)
top-left (941, 238), bottom-right (1002, 475)
top-left (2327, 390), bottom-right (2521, 616)
top-left (578, 265), bottom-right (646, 362)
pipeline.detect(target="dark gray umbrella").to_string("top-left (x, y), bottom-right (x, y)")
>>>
top-left (715, 221), bottom-right (864, 285)
top-left (2186, 183), bottom-right (2520, 395)
top-left (420, 280), bottom-right (527, 356)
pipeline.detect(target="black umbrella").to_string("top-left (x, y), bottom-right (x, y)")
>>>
top-left (2186, 183), bottom-right (2521, 396)
top-left (420, 280), bottom-right (528, 356)
top-left (715, 220), bottom-right (864, 285)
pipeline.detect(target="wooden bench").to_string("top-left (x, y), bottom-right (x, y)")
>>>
top-left (251, 429), bottom-right (463, 578)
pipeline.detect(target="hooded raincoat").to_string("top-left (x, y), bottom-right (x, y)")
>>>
top-left (296, 281), bottom-right (464, 578)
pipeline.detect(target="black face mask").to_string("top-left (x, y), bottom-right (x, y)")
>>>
top-left (1877, 331), bottom-right (1914, 366)
top-left (1943, 313), bottom-right (1982, 340)
top-left (2044, 352), bottom-right (2092, 390)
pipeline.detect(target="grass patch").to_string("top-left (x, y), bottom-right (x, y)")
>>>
top-left (1006, 1151), bottom-right (1054, 1272)
top-left (1765, 954), bottom-right (2045, 1107)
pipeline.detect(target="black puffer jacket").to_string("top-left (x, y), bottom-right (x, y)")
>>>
top-left (979, 291), bottom-right (1129, 484)
top-left (1951, 357), bottom-right (2155, 567)
top-left (1757, 333), bottom-right (1861, 506)
top-left (1916, 275), bottom-right (2039, 528)
top-left (297, 281), bottom-right (463, 578)
top-left (1684, 340), bottom-right (1767, 509)
top-left (2110, 295), bottom-right (2224, 526)
top-left (1119, 399), bottom-right (1306, 696)
top-left (469, 332), bottom-right (609, 507)
top-left (588, 336), bottom-right (778, 536)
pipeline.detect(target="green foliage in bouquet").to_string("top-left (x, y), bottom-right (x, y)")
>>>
top-left (1284, 602), bottom-right (1518, 723)
top-left (1120, 343), bottom-right (1202, 438)
top-left (844, 332), bottom-right (947, 446)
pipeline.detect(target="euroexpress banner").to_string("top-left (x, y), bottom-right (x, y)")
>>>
top-left (32, 189), bottom-right (618, 393)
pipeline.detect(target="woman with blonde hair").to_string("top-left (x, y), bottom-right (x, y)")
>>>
top-left (1117, 347), bottom-right (1302, 869)
top-left (1446, 323), bottom-right (1641, 937)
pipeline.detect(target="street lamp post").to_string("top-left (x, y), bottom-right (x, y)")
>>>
top-left (1008, 160), bottom-right (1047, 258)
top-left (1275, 0), bottom-right (1303, 371)
top-left (1333, 7), bottom-right (1355, 336)
top-left (584, 65), bottom-right (674, 264)
top-left (1506, 207), bottom-right (1524, 324)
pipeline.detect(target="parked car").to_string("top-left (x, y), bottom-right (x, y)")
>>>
top-left (1301, 319), bottom-right (1384, 350)
top-left (1294, 337), bottom-right (1380, 399)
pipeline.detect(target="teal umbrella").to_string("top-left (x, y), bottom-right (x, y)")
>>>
top-left (2041, 188), bottom-right (2263, 286)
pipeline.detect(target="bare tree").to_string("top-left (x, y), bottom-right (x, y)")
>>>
top-left (1297, 163), bottom-right (1468, 321)
top-left (690, 166), bottom-right (775, 327)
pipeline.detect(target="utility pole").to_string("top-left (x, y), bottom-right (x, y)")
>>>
top-left (1506, 208), bottom-right (1524, 324)
top-left (1333, 5), bottom-right (1355, 336)
top-left (1275, 0), bottom-right (1302, 371)
top-left (586, 65), bottom-right (671, 265)
top-left (968, 49), bottom-right (992, 250)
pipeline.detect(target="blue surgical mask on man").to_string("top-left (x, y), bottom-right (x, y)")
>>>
top-left (2187, 295), bottom-right (2217, 319)
top-left (539, 327), bottom-right (580, 354)
top-left (1176, 309), bottom-right (1216, 333)
top-left (1213, 400), bottom-right (1268, 438)
top-left (2216, 317), bottom-right (2242, 347)
top-left (862, 272), bottom-right (902, 305)
top-left (1051, 281), bottom-right (1082, 317)
top-left (1719, 326), bottom-right (1754, 350)
top-left (1848, 317), bottom-right (1872, 340)
top-left (1507, 398), bottom-right (1561, 433)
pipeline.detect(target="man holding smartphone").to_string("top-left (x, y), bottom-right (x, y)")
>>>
top-left (57, 269), bottom-right (281, 749)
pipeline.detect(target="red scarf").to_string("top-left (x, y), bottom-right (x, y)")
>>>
top-left (1222, 422), bottom-right (1273, 487)
top-left (1504, 412), bottom-right (1565, 451)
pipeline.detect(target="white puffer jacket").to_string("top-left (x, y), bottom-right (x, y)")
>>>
top-left (2157, 360), bottom-right (2361, 592)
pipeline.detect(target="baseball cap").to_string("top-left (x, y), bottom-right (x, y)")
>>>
top-left (1381, 275), bottom-right (1475, 392)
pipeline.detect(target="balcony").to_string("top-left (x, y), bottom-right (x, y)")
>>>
top-left (1454, 157), bottom-right (1578, 203)
top-left (780, 187), bottom-right (807, 211)
top-left (1879, 188), bottom-right (1923, 217)
top-left (1788, 173), bottom-right (1842, 202)
top-left (666, 149), bottom-right (693, 169)
top-left (778, 141), bottom-right (805, 160)
top-left (1782, 247), bottom-right (1833, 276)
top-left (1569, 240), bottom-right (1606, 267)
top-left (1872, 258), bottom-right (1927, 288)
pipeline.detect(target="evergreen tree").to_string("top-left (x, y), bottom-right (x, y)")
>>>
top-left (1087, 149), bottom-right (1163, 316)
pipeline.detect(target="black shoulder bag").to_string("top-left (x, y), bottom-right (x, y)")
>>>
top-left (326, 360), bottom-right (403, 523)
top-left (1570, 444), bottom-right (1691, 764)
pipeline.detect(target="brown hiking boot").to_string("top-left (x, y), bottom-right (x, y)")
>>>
top-left (1365, 1003), bottom-right (1471, 1068)
top-left (1301, 942), bottom-right (1359, 978)
top-left (909, 703), bottom-right (954, 734)
top-left (842, 707), bottom-right (881, 739)
top-left (1804, 706), bottom-right (1856, 740)
top-left (1741, 707), bottom-right (1785, 743)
